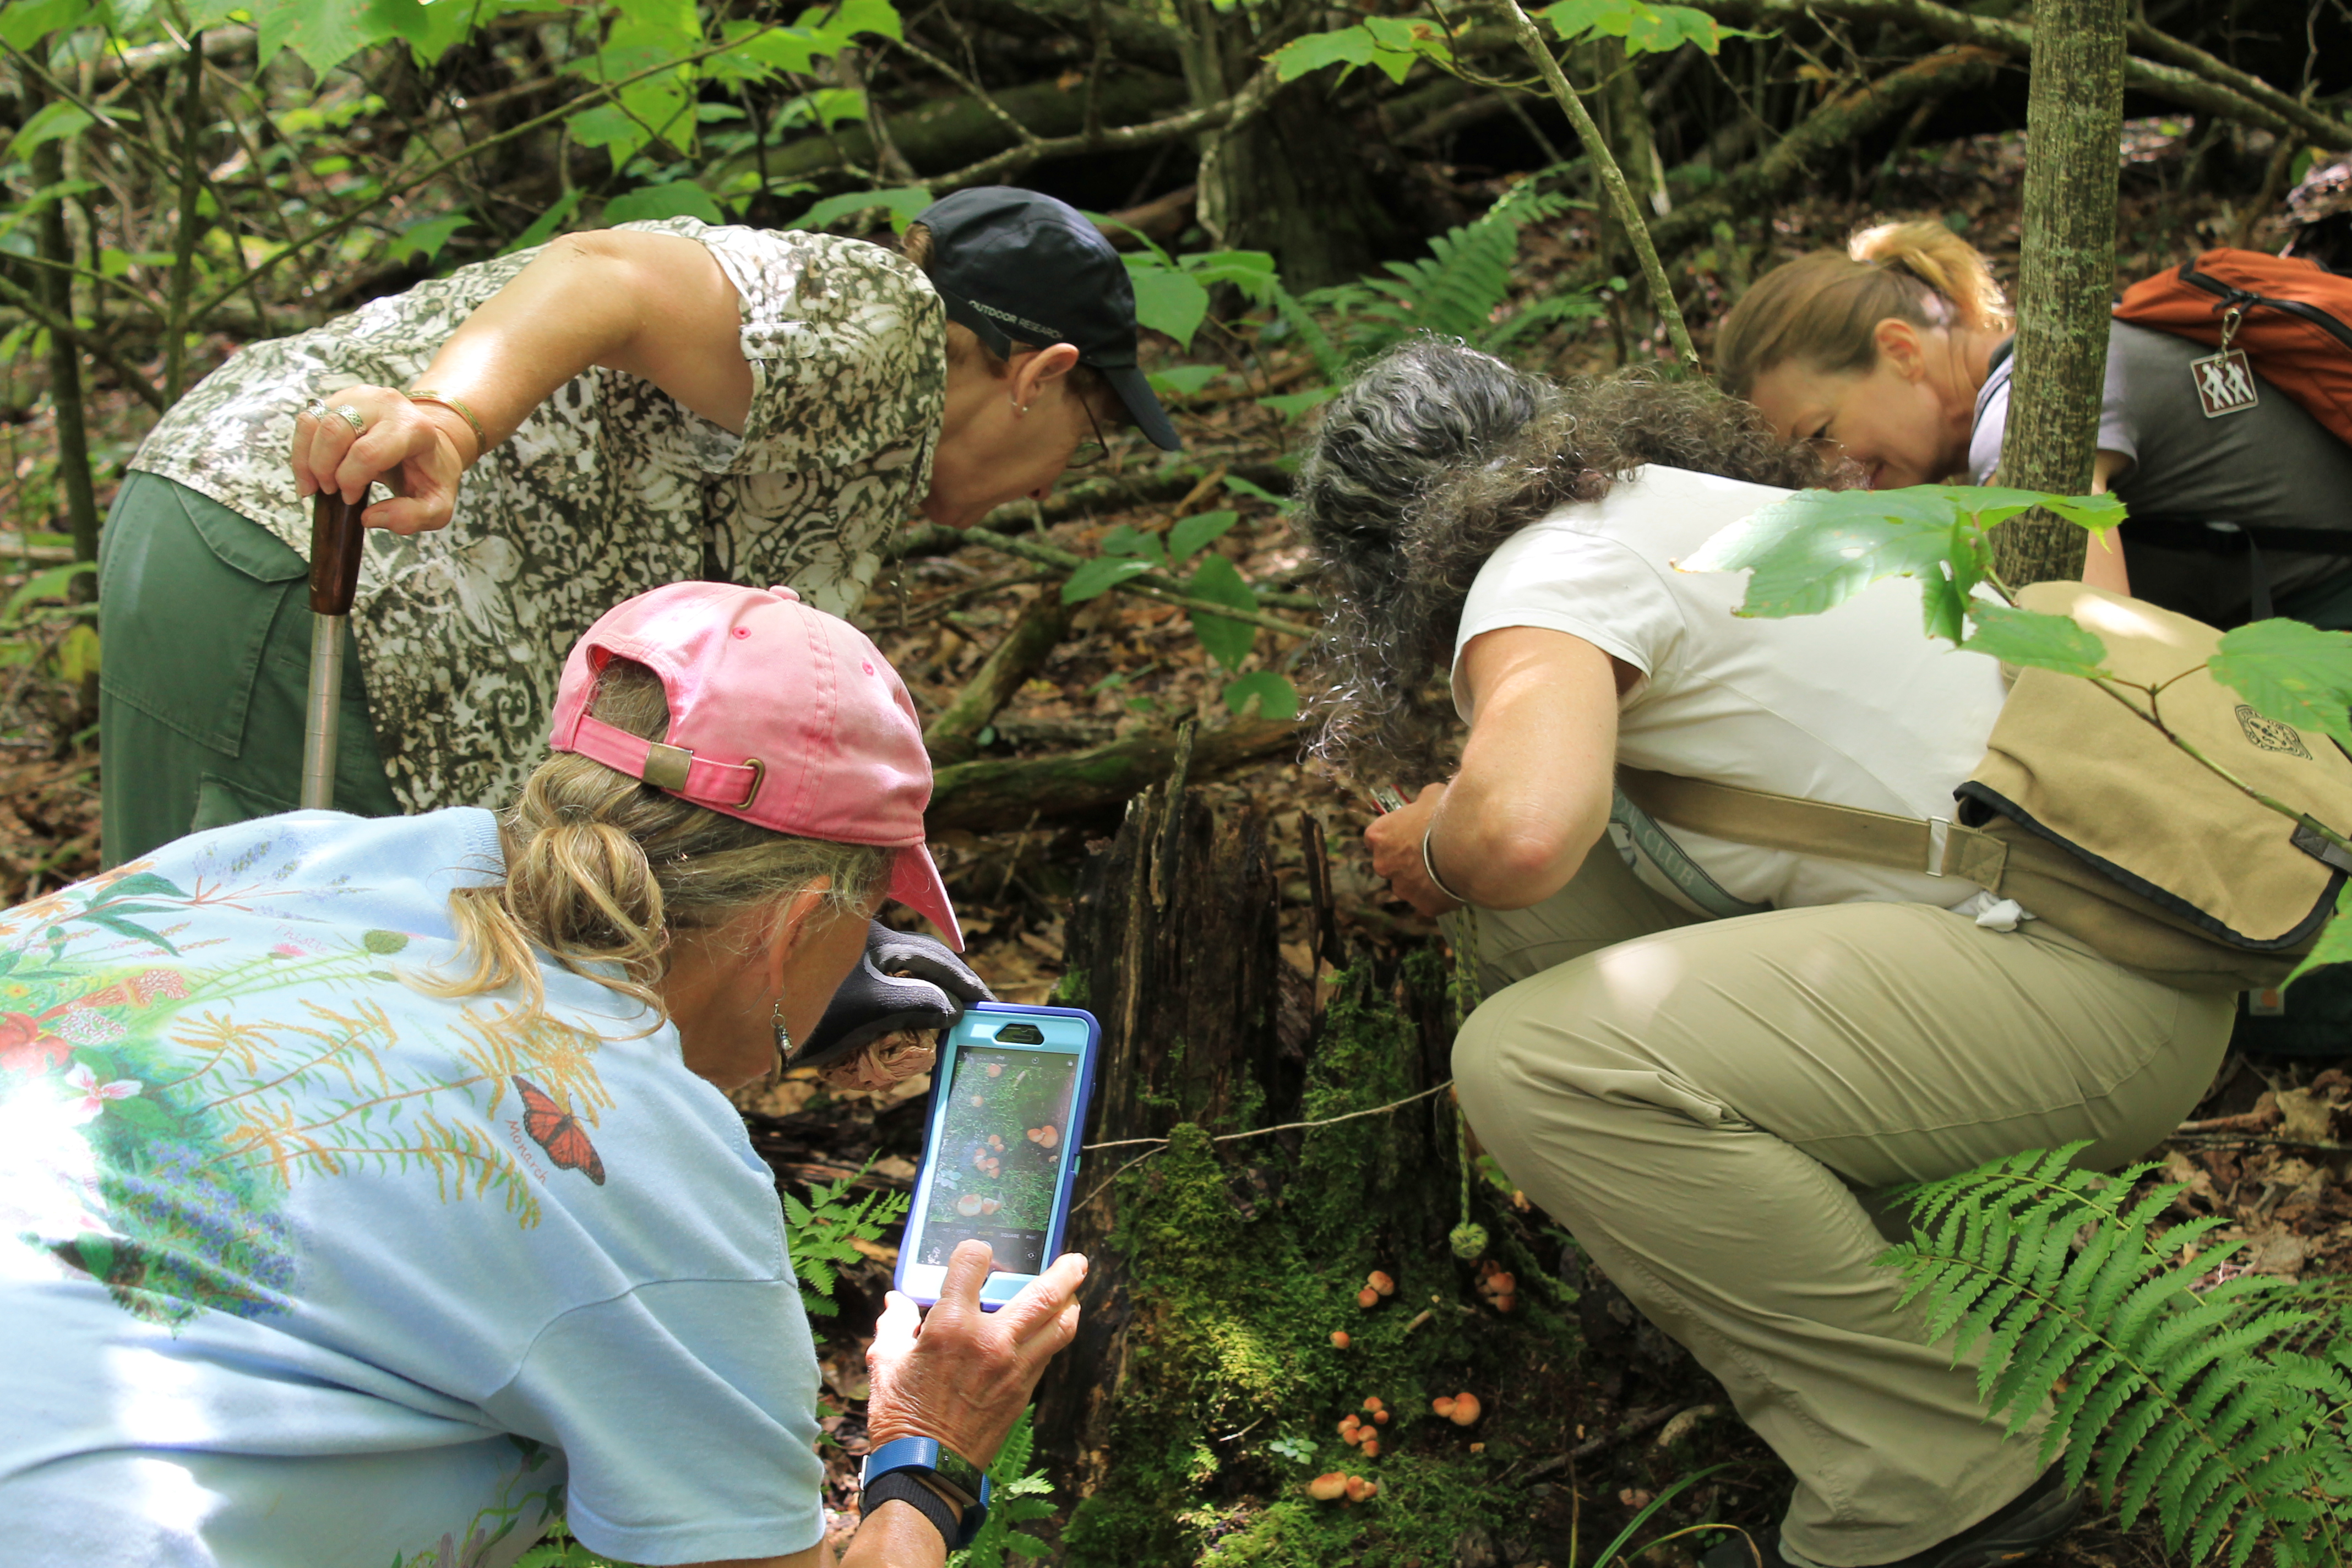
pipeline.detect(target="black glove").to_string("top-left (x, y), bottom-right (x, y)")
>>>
top-left (794, 921), bottom-right (995, 1070)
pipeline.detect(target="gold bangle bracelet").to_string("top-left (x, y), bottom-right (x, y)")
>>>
top-left (405, 389), bottom-right (487, 454)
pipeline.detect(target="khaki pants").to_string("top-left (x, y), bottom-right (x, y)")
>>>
top-left (1456, 851), bottom-right (2233, 1566)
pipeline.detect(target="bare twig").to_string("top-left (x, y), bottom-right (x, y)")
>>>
top-left (1083, 1080), bottom-right (1457, 1153)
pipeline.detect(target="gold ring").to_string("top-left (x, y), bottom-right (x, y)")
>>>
top-left (332, 404), bottom-right (366, 434)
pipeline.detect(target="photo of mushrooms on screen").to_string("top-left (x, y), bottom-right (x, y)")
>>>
top-left (912, 1046), bottom-right (1077, 1275)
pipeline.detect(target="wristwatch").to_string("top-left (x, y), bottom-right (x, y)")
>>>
top-left (861, 1434), bottom-right (992, 1550)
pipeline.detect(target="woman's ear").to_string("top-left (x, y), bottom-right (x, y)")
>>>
top-left (1873, 318), bottom-right (1929, 380)
top-left (1008, 342), bottom-right (1083, 409)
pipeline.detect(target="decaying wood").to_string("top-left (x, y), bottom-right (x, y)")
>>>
top-left (1610, 46), bottom-right (2005, 288)
top-left (924, 587), bottom-right (1078, 766)
top-left (924, 714), bottom-right (1302, 832)
top-left (1030, 765), bottom-right (1291, 1471)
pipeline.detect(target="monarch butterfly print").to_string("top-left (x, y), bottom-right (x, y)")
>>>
top-left (513, 1076), bottom-right (606, 1185)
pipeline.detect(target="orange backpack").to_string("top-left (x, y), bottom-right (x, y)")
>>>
top-left (2111, 249), bottom-right (2352, 447)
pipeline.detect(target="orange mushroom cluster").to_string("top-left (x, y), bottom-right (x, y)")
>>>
top-left (1025, 1123), bottom-right (1060, 1149)
top-left (1474, 1259), bottom-right (1517, 1314)
top-left (1355, 1269), bottom-right (1396, 1310)
top-left (1337, 1398), bottom-right (1385, 1458)
top-left (1430, 1391), bottom-right (1483, 1427)
top-left (1306, 1472), bottom-right (1380, 1504)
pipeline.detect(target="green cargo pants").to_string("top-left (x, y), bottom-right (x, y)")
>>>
top-left (97, 472), bottom-right (398, 867)
top-left (1458, 850), bottom-right (2234, 1566)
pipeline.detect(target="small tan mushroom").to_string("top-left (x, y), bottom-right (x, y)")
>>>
top-left (1490, 1293), bottom-right (1516, 1314)
top-left (1306, 1472), bottom-right (1348, 1502)
top-left (1356, 1287), bottom-right (1380, 1310)
top-left (1361, 1396), bottom-right (1384, 1413)
top-left (1338, 1414), bottom-right (1362, 1441)
top-left (1469, 1441), bottom-right (1485, 1454)
top-left (1372, 1409), bottom-right (1389, 1425)
top-left (1448, 1392), bottom-right (1483, 1427)
top-left (1482, 1271), bottom-right (1517, 1298)
top-left (1344, 1476), bottom-right (1378, 1503)
top-left (1431, 1395), bottom-right (1457, 1419)
top-left (1358, 1436), bottom-right (1380, 1459)
top-left (955, 1192), bottom-right (984, 1218)
top-left (1366, 1270), bottom-right (1396, 1297)
top-left (1330, 1329), bottom-right (1351, 1349)
top-left (986, 1063), bottom-right (1004, 1077)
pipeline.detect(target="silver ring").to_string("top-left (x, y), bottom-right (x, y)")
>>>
top-left (300, 399), bottom-right (331, 423)
top-left (331, 404), bottom-right (366, 434)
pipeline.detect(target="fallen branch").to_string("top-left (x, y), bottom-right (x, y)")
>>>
top-left (945, 523), bottom-right (1319, 636)
top-left (1589, 46), bottom-right (2005, 291)
top-left (925, 712), bottom-right (1303, 834)
top-left (1695, 0), bottom-right (2351, 150)
top-left (925, 588), bottom-right (1077, 766)
top-left (931, 60), bottom-right (1289, 191)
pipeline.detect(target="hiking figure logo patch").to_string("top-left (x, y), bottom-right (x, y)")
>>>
top-left (2192, 348), bottom-right (2260, 417)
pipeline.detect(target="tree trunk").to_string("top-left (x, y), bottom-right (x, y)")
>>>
top-left (1990, 0), bottom-right (2127, 589)
top-left (26, 74), bottom-right (101, 581)
top-left (1174, 0), bottom-right (1408, 290)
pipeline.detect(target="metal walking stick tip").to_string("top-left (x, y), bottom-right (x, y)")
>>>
top-left (301, 492), bottom-right (367, 810)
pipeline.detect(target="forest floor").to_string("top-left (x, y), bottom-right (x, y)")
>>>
top-left (3, 123), bottom-right (2339, 1566)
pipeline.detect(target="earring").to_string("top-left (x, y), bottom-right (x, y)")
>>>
top-left (1014, 400), bottom-right (1029, 416)
top-left (771, 998), bottom-right (792, 1061)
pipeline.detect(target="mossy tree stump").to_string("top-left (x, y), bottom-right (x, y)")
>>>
top-left (1030, 759), bottom-right (1582, 1566)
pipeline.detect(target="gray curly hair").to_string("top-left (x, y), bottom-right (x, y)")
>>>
top-left (1295, 337), bottom-right (1839, 781)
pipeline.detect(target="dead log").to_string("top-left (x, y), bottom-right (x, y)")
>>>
top-left (755, 70), bottom-right (1190, 183)
top-left (923, 587), bottom-right (1077, 767)
top-left (923, 715), bottom-right (1301, 834)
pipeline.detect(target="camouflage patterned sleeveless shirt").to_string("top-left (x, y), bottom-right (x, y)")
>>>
top-left (128, 219), bottom-right (945, 814)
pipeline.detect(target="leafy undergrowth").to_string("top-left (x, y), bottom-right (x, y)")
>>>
top-left (3, 119), bottom-right (2346, 1568)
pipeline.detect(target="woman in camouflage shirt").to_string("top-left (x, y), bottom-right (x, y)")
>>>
top-left (100, 186), bottom-right (1179, 863)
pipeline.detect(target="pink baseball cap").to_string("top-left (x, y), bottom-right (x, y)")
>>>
top-left (548, 582), bottom-right (961, 949)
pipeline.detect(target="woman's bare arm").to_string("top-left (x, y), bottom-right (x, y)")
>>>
top-left (1364, 626), bottom-right (1626, 914)
top-left (291, 230), bottom-right (754, 533)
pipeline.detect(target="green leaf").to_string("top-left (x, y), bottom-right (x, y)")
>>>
top-left (54, 623), bottom-right (99, 684)
top-left (5, 102), bottom-right (95, 165)
top-left (1677, 486), bottom-right (1990, 645)
top-left (790, 185), bottom-right (934, 233)
top-left (1223, 671), bottom-right (1298, 719)
top-left (1187, 553), bottom-right (1258, 670)
top-left (602, 182), bottom-right (724, 226)
top-left (1124, 257), bottom-right (1210, 349)
top-left (1257, 386), bottom-right (1338, 421)
top-left (1061, 557), bottom-right (1156, 604)
top-left (1959, 604), bottom-right (2111, 680)
top-left (504, 190), bottom-right (582, 255)
top-left (1146, 364), bottom-right (1222, 399)
top-left (1266, 25), bottom-right (1378, 82)
top-left (0, 0), bottom-right (94, 51)
top-left (1536, 0), bottom-right (1750, 54)
top-left (5, 560), bottom-right (96, 618)
top-left (1180, 249), bottom-right (1277, 290)
top-left (1222, 473), bottom-right (1295, 514)
top-left (802, 0), bottom-right (902, 43)
top-left (253, 0), bottom-right (402, 75)
top-left (2209, 619), bottom-right (2352, 751)
top-left (1097, 525), bottom-right (1166, 564)
top-left (1168, 510), bottom-right (1239, 564)
top-left (385, 213), bottom-right (473, 266)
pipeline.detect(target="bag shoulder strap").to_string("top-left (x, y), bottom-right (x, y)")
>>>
top-left (1616, 767), bottom-right (2010, 891)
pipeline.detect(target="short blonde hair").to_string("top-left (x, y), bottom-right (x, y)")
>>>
top-left (1714, 220), bottom-right (2012, 397)
top-left (425, 658), bottom-right (891, 1023)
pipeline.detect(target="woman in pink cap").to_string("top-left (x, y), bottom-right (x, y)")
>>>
top-left (0, 582), bottom-right (1075, 1567)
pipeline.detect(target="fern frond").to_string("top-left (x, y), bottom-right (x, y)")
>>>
top-left (1887, 1146), bottom-right (2350, 1564)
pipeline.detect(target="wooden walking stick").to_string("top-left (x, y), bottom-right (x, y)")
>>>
top-left (301, 491), bottom-right (366, 810)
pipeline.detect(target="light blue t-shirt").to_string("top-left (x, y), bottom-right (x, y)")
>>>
top-left (0, 809), bottom-right (825, 1567)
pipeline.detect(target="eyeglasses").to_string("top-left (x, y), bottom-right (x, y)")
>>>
top-left (1069, 399), bottom-right (1109, 470)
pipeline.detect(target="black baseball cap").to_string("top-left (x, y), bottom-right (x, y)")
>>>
top-left (914, 187), bottom-right (1182, 451)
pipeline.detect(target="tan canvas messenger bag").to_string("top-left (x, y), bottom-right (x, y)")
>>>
top-left (1618, 581), bottom-right (2352, 994)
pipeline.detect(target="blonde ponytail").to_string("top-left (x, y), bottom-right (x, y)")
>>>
top-left (421, 658), bottom-right (892, 1024)
top-left (1715, 219), bottom-right (2012, 396)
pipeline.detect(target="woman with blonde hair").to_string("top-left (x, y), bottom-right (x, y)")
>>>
top-left (0, 581), bottom-right (1077, 1566)
top-left (1718, 220), bottom-right (2352, 626)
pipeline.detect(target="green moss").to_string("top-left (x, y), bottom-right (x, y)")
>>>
top-left (1061, 965), bottom-right (1581, 1568)
top-left (1052, 967), bottom-right (1090, 1005)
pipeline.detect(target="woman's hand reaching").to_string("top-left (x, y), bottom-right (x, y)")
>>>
top-left (1365, 781), bottom-right (1463, 919)
top-left (865, 1242), bottom-right (1085, 1468)
top-left (291, 386), bottom-right (474, 535)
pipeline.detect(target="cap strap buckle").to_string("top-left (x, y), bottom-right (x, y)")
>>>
top-left (566, 716), bottom-right (766, 812)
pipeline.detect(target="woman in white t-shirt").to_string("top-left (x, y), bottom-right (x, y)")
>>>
top-left (1297, 340), bottom-right (2233, 1568)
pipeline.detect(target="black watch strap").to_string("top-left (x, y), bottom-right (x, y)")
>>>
top-left (863, 1469), bottom-right (962, 1551)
